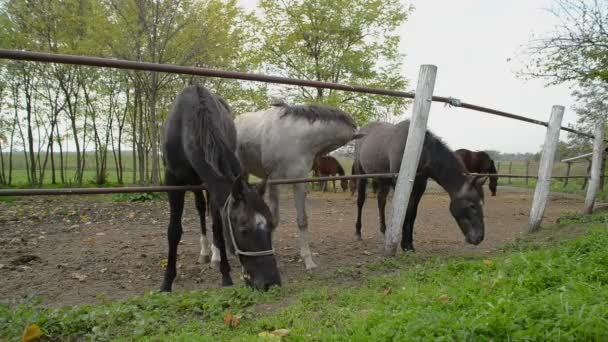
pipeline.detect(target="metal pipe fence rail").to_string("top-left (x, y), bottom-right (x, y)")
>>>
top-left (0, 49), bottom-right (594, 139)
top-left (0, 172), bottom-right (591, 197)
top-left (0, 173), bottom-right (397, 196)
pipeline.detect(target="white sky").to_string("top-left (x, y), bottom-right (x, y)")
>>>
top-left (239, 0), bottom-right (577, 153)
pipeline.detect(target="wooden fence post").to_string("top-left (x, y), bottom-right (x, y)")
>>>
top-left (583, 120), bottom-right (605, 214)
top-left (384, 65), bottom-right (437, 257)
top-left (563, 162), bottom-right (571, 188)
top-left (525, 160), bottom-right (530, 185)
top-left (508, 162), bottom-right (513, 184)
top-left (528, 105), bottom-right (564, 233)
top-left (581, 159), bottom-right (591, 190)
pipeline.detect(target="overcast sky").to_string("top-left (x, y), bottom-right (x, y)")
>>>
top-left (240, 0), bottom-right (577, 153)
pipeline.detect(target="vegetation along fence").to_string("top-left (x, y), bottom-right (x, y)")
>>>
top-left (0, 48), bottom-right (603, 257)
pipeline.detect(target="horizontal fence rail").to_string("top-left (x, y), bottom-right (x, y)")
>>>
top-left (0, 49), bottom-right (593, 139)
top-left (0, 173), bottom-right (397, 196)
top-left (0, 172), bottom-right (593, 197)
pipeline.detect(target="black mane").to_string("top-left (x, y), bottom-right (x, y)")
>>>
top-left (272, 102), bottom-right (357, 128)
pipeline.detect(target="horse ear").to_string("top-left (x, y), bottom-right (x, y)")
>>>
top-left (231, 175), bottom-right (244, 200)
top-left (257, 178), bottom-right (267, 197)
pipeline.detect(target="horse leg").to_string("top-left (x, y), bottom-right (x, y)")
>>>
top-left (160, 185), bottom-right (185, 292)
top-left (376, 181), bottom-right (391, 235)
top-left (293, 182), bottom-right (317, 269)
top-left (332, 179), bottom-right (337, 193)
top-left (355, 177), bottom-right (368, 240)
top-left (269, 183), bottom-right (280, 226)
top-left (194, 190), bottom-right (211, 264)
top-left (401, 178), bottom-right (428, 252)
top-left (211, 207), bottom-right (233, 287)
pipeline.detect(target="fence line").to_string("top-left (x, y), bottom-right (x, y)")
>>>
top-left (0, 171), bottom-right (593, 197)
top-left (0, 49), bottom-right (593, 139)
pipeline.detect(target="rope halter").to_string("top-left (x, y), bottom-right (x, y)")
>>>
top-left (222, 194), bottom-right (275, 257)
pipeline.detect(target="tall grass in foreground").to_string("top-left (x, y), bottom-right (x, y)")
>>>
top-left (2, 213), bottom-right (608, 340)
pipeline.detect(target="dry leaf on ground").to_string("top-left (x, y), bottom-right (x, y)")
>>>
top-left (22, 324), bottom-right (42, 342)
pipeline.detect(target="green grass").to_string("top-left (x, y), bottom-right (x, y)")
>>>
top-left (2, 214), bottom-right (608, 341)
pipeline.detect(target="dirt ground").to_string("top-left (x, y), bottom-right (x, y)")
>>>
top-left (0, 184), bottom-right (585, 307)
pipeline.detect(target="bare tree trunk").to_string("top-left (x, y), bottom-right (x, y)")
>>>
top-left (50, 137), bottom-right (56, 184)
top-left (59, 72), bottom-right (83, 185)
top-left (17, 114), bottom-right (31, 184)
top-left (0, 140), bottom-right (6, 185)
top-left (23, 72), bottom-right (38, 185)
top-left (138, 93), bottom-right (145, 184)
top-left (149, 73), bottom-right (160, 185)
top-left (55, 123), bottom-right (65, 184)
top-left (8, 108), bottom-right (18, 185)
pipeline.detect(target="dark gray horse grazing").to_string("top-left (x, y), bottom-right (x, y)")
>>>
top-left (353, 120), bottom-right (487, 251)
top-left (161, 84), bottom-right (280, 291)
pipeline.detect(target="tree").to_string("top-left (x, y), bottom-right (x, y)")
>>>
top-left (256, 0), bottom-right (411, 124)
top-left (521, 0), bottom-right (608, 84)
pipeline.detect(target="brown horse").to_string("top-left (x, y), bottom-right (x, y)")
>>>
top-left (312, 155), bottom-right (348, 192)
top-left (454, 149), bottom-right (498, 196)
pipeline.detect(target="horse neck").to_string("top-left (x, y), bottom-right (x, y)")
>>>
top-left (425, 140), bottom-right (467, 197)
top-left (206, 176), bottom-right (234, 208)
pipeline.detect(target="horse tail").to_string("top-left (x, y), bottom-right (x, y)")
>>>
top-left (487, 159), bottom-right (499, 195)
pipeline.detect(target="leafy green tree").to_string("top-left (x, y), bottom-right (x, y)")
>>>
top-left (256, 0), bottom-right (411, 124)
top-left (521, 0), bottom-right (608, 84)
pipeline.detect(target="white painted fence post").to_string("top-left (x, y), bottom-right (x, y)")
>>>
top-left (528, 105), bottom-right (564, 232)
top-left (384, 65), bottom-right (437, 256)
top-left (583, 120), bottom-right (605, 214)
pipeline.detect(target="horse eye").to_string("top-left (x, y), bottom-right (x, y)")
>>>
top-left (468, 203), bottom-right (476, 210)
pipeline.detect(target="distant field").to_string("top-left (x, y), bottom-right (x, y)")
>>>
top-left (1, 151), bottom-right (148, 186)
top-left (0, 153), bottom-right (600, 196)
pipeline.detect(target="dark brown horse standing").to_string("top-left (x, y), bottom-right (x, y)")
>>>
top-left (454, 149), bottom-right (498, 196)
top-left (312, 155), bottom-right (347, 192)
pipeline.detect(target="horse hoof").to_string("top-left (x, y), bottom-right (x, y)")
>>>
top-left (354, 234), bottom-right (362, 241)
top-left (402, 246), bottom-right (415, 253)
top-left (159, 285), bottom-right (172, 293)
top-left (198, 255), bottom-right (211, 264)
top-left (210, 260), bottom-right (220, 270)
top-left (222, 278), bottom-right (234, 287)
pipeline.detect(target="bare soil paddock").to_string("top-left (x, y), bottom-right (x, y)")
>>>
top-left (0, 185), bottom-right (584, 307)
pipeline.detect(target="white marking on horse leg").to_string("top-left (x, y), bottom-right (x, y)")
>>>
top-left (210, 243), bottom-right (221, 269)
top-left (198, 234), bottom-right (210, 264)
top-left (293, 183), bottom-right (317, 270)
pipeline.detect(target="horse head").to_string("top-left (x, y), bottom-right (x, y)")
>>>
top-left (225, 177), bottom-right (281, 290)
top-left (449, 175), bottom-right (487, 246)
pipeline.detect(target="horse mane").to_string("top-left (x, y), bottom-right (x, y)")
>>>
top-left (191, 85), bottom-right (241, 180)
top-left (272, 102), bottom-right (357, 128)
top-left (422, 129), bottom-right (468, 179)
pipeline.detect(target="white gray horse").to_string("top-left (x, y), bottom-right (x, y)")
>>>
top-left (200, 102), bottom-right (360, 270)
